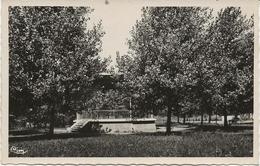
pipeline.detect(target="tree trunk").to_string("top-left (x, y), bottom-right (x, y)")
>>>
top-left (215, 112), bottom-right (218, 124)
top-left (200, 112), bottom-right (203, 125)
top-left (166, 105), bottom-right (172, 135)
top-left (208, 113), bottom-right (211, 123)
top-left (183, 114), bottom-right (186, 124)
top-left (177, 112), bottom-right (180, 123)
top-left (48, 106), bottom-right (55, 135)
top-left (223, 112), bottom-right (228, 127)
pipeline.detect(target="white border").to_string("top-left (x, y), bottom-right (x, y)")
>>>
top-left (1, 0), bottom-right (259, 164)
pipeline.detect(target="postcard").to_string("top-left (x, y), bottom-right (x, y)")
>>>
top-left (1, 0), bottom-right (259, 164)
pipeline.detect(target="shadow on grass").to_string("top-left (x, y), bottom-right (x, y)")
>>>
top-left (9, 132), bottom-right (101, 142)
top-left (9, 129), bottom-right (43, 136)
top-left (144, 124), bottom-right (253, 136)
top-left (10, 124), bottom-right (253, 142)
top-left (192, 124), bottom-right (253, 132)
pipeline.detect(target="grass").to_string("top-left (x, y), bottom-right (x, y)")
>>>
top-left (9, 130), bottom-right (253, 157)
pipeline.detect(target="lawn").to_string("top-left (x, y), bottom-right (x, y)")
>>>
top-left (9, 131), bottom-right (253, 157)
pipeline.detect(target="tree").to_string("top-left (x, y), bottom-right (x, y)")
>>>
top-left (209, 7), bottom-right (254, 127)
top-left (126, 7), bottom-right (212, 134)
top-left (9, 7), bottom-right (107, 134)
top-left (86, 89), bottom-right (128, 110)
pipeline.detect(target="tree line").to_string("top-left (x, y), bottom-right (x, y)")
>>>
top-left (9, 6), bottom-right (253, 135)
top-left (117, 7), bottom-right (253, 134)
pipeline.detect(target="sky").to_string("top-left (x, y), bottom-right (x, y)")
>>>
top-left (87, 1), bottom-right (254, 66)
top-left (89, 2), bottom-right (142, 65)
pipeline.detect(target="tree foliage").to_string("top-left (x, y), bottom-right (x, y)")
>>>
top-left (9, 6), bottom-right (107, 134)
top-left (122, 6), bottom-right (254, 132)
top-left (124, 7), bottom-right (213, 134)
top-left (209, 7), bottom-right (254, 126)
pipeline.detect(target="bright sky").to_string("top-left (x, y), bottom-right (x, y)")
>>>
top-left (88, 1), bottom-right (254, 66)
top-left (89, 2), bottom-right (142, 65)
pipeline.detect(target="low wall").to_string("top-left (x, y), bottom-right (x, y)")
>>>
top-left (90, 119), bottom-right (156, 134)
top-left (133, 123), bottom-right (156, 133)
top-left (99, 122), bottom-right (134, 134)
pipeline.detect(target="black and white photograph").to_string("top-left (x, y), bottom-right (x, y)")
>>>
top-left (1, 0), bottom-right (258, 164)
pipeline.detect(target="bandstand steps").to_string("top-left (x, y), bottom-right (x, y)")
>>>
top-left (69, 120), bottom-right (90, 132)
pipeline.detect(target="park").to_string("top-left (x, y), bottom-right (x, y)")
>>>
top-left (8, 6), bottom-right (254, 157)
